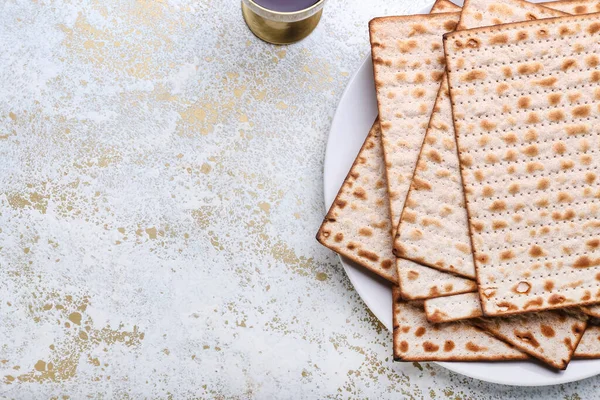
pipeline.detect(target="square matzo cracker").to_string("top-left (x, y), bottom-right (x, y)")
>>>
top-left (369, 12), bottom-right (460, 235)
top-left (392, 287), bottom-right (527, 361)
top-left (444, 13), bottom-right (600, 315)
top-left (543, 0), bottom-right (600, 15)
top-left (423, 292), bottom-right (587, 369)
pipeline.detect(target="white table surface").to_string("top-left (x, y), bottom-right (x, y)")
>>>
top-left (1, 0), bottom-right (598, 397)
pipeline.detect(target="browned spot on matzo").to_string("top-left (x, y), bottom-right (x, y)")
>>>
top-left (548, 294), bottom-right (566, 305)
top-left (482, 186), bottom-right (494, 197)
top-left (400, 341), bottom-right (409, 352)
top-left (514, 330), bottom-right (540, 348)
top-left (533, 76), bottom-right (557, 87)
top-left (526, 112), bottom-right (540, 124)
top-left (547, 93), bottom-right (562, 105)
top-left (415, 327), bottom-right (426, 337)
top-left (500, 250), bottom-right (514, 260)
top-left (353, 187), bottom-right (367, 199)
top-left (541, 325), bottom-right (555, 338)
top-left (403, 210), bottom-right (416, 223)
top-left (522, 144), bottom-right (539, 157)
top-left (586, 239), bottom-right (600, 249)
top-left (586, 54), bottom-right (599, 67)
top-left (517, 96), bottom-right (531, 108)
top-left (412, 178), bottom-right (431, 190)
top-left (444, 20), bottom-right (458, 31)
top-left (490, 33), bottom-right (508, 44)
top-left (443, 340), bottom-right (455, 351)
top-left (423, 341), bottom-right (439, 352)
top-left (572, 105), bottom-right (591, 117)
top-left (548, 110), bottom-right (565, 121)
top-left (496, 82), bottom-right (510, 94)
top-left (573, 256), bottom-right (600, 268)
top-left (462, 70), bottom-right (487, 82)
top-left (466, 342), bottom-right (486, 352)
top-left (408, 24), bottom-right (427, 37)
top-left (553, 142), bottom-right (567, 153)
top-left (588, 22), bottom-right (600, 34)
top-left (427, 149), bottom-right (442, 163)
top-left (561, 59), bottom-right (577, 71)
top-left (358, 227), bottom-right (373, 237)
top-left (489, 200), bottom-right (506, 211)
top-left (517, 62), bottom-right (542, 74)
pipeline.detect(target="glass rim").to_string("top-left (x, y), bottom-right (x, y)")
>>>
top-left (246, 0), bottom-right (325, 16)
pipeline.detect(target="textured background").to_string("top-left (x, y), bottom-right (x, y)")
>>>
top-left (0, 0), bottom-right (599, 398)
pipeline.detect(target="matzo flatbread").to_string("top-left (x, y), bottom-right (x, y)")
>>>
top-left (425, 292), bottom-right (484, 323)
top-left (478, 311), bottom-right (587, 369)
top-left (369, 12), bottom-right (460, 237)
top-left (457, 0), bottom-right (568, 30)
top-left (543, 0), bottom-right (600, 15)
top-left (394, 0), bottom-right (596, 280)
top-left (427, 0), bottom-right (594, 17)
top-left (317, 122), bottom-right (397, 283)
top-left (395, 0), bottom-right (567, 280)
top-left (398, 258), bottom-right (477, 300)
top-left (392, 287), bottom-right (527, 361)
top-left (424, 292), bottom-right (587, 369)
top-left (444, 13), bottom-right (600, 316)
top-left (574, 324), bottom-right (600, 358)
top-left (395, 77), bottom-right (478, 279)
top-left (433, 0), bottom-right (461, 12)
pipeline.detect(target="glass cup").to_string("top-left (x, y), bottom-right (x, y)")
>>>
top-left (241, 0), bottom-right (326, 45)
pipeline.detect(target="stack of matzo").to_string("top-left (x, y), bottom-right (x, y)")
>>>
top-left (317, 0), bottom-right (600, 370)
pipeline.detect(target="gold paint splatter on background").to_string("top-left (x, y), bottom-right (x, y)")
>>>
top-left (4, 292), bottom-right (144, 385)
top-left (315, 272), bottom-right (328, 281)
top-left (270, 241), bottom-right (317, 277)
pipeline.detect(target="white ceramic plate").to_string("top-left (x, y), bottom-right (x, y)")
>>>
top-left (322, 1), bottom-right (600, 386)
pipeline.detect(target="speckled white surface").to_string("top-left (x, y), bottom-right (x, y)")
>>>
top-left (1, 0), bottom-right (599, 398)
